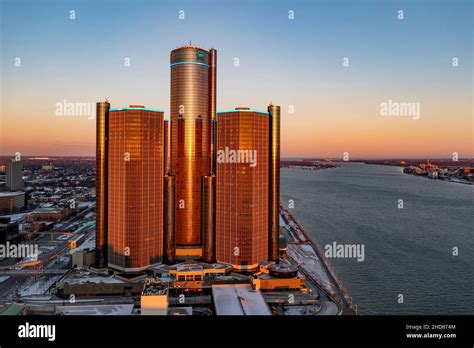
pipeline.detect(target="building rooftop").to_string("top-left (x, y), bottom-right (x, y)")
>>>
top-left (142, 279), bottom-right (168, 296)
top-left (217, 109), bottom-right (269, 115)
top-left (160, 260), bottom-right (231, 272)
top-left (174, 45), bottom-right (206, 50)
top-left (63, 275), bottom-right (123, 285)
top-left (61, 270), bottom-right (125, 285)
top-left (0, 191), bottom-right (25, 197)
top-left (32, 207), bottom-right (61, 214)
top-left (109, 107), bottom-right (164, 113)
top-left (169, 307), bottom-right (193, 316)
top-left (56, 304), bottom-right (134, 315)
top-left (212, 284), bottom-right (271, 315)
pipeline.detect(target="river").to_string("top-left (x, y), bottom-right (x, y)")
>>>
top-left (281, 163), bottom-right (474, 314)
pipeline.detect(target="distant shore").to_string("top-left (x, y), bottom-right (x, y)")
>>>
top-left (348, 159), bottom-right (474, 186)
top-left (281, 158), bottom-right (473, 186)
top-left (281, 159), bottom-right (338, 171)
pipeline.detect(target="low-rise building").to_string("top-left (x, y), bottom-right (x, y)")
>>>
top-left (26, 207), bottom-right (74, 222)
top-left (71, 249), bottom-right (95, 268)
top-left (141, 279), bottom-right (168, 315)
top-left (159, 261), bottom-right (231, 283)
top-left (252, 273), bottom-right (305, 291)
top-left (252, 263), bottom-right (304, 291)
top-left (0, 192), bottom-right (26, 214)
top-left (56, 270), bottom-right (144, 297)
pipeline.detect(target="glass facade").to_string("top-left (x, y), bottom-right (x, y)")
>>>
top-left (95, 101), bottom-right (109, 268)
top-left (268, 105), bottom-right (281, 261)
top-left (170, 46), bottom-right (216, 247)
top-left (107, 108), bottom-right (164, 271)
top-left (216, 110), bottom-right (269, 270)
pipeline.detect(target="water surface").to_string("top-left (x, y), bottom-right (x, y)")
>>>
top-left (281, 163), bottom-right (474, 314)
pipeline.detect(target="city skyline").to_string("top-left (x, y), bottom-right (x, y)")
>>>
top-left (0, 1), bottom-right (472, 336)
top-left (92, 43), bottom-right (282, 271)
top-left (1, 0), bottom-right (472, 158)
top-left (3, 67), bottom-right (471, 282)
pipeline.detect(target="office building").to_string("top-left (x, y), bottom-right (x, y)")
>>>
top-left (6, 160), bottom-right (23, 191)
top-left (170, 46), bottom-right (217, 256)
top-left (94, 46), bottom-right (281, 273)
top-left (0, 192), bottom-right (26, 214)
top-left (95, 101), bottom-right (110, 268)
top-left (215, 107), bottom-right (270, 271)
top-left (141, 279), bottom-right (169, 315)
top-left (268, 104), bottom-right (281, 261)
top-left (107, 106), bottom-right (164, 271)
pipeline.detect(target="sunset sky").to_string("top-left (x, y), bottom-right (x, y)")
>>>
top-left (1, 0), bottom-right (472, 158)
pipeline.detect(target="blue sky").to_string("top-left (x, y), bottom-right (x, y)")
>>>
top-left (1, 0), bottom-right (472, 157)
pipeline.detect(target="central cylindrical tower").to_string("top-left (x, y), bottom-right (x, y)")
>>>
top-left (170, 46), bottom-right (216, 249)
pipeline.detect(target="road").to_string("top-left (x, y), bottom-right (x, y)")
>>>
top-left (0, 204), bottom-right (96, 302)
top-left (0, 204), bottom-right (95, 271)
top-left (0, 269), bottom-right (68, 276)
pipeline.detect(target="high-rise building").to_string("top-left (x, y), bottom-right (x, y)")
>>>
top-left (170, 46), bottom-right (217, 256)
top-left (163, 119), bottom-right (169, 175)
top-left (163, 174), bottom-right (176, 264)
top-left (215, 107), bottom-right (270, 271)
top-left (6, 160), bottom-right (23, 191)
top-left (201, 175), bottom-right (216, 263)
top-left (268, 104), bottom-right (281, 261)
top-left (95, 101), bottom-right (110, 268)
top-left (107, 106), bottom-right (165, 271)
top-left (94, 46), bottom-right (280, 272)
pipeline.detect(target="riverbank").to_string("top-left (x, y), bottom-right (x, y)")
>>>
top-left (280, 207), bottom-right (357, 315)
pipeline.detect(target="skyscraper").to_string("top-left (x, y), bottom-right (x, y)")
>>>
top-left (6, 160), bottom-right (23, 191)
top-left (163, 174), bottom-right (176, 264)
top-left (170, 46), bottom-right (217, 257)
top-left (163, 119), bottom-right (176, 264)
top-left (215, 107), bottom-right (270, 271)
top-left (95, 101), bottom-right (110, 268)
top-left (107, 106), bottom-right (165, 271)
top-left (268, 104), bottom-right (281, 261)
top-left (202, 175), bottom-right (216, 263)
top-left (94, 46), bottom-right (280, 272)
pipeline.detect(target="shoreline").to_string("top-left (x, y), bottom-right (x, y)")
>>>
top-left (283, 162), bottom-right (474, 186)
top-left (280, 206), bottom-right (357, 315)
